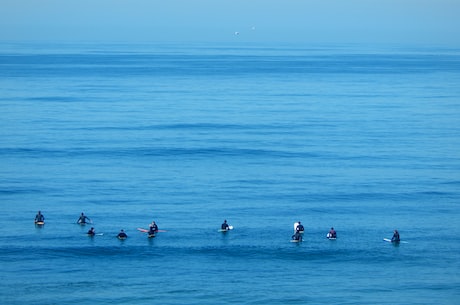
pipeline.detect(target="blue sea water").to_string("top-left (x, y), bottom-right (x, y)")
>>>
top-left (0, 42), bottom-right (459, 304)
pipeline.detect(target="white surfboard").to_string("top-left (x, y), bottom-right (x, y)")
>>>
top-left (290, 239), bottom-right (302, 243)
top-left (218, 225), bottom-right (233, 232)
top-left (326, 233), bottom-right (336, 240)
top-left (384, 238), bottom-right (408, 244)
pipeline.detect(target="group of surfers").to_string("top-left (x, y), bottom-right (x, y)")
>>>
top-left (35, 211), bottom-right (159, 239)
top-left (35, 211), bottom-right (401, 243)
top-left (291, 221), bottom-right (338, 242)
top-left (290, 221), bottom-right (401, 243)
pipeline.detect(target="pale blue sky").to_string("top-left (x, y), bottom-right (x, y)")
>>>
top-left (1, 0), bottom-right (459, 45)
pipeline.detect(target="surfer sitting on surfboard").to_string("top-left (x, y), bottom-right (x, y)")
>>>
top-left (295, 221), bottom-right (304, 232)
top-left (391, 230), bottom-right (400, 243)
top-left (149, 221), bottom-right (159, 233)
top-left (148, 222), bottom-right (158, 236)
top-left (34, 211), bottom-right (45, 224)
top-left (77, 212), bottom-right (91, 224)
top-left (292, 231), bottom-right (302, 241)
top-left (327, 227), bottom-right (337, 239)
top-left (87, 227), bottom-right (96, 236)
top-left (117, 229), bottom-right (128, 239)
top-left (221, 220), bottom-right (230, 231)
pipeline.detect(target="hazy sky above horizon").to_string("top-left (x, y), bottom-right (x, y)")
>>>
top-left (1, 0), bottom-right (459, 45)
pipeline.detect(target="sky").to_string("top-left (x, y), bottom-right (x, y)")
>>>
top-left (1, 0), bottom-right (459, 45)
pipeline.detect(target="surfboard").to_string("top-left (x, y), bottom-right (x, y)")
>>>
top-left (117, 236), bottom-right (127, 240)
top-left (35, 221), bottom-right (45, 225)
top-left (139, 227), bottom-right (165, 233)
top-left (290, 239), bottom-right (302, 243)
top-left (218, 225), bottom-right (233, 232)
top-left (87, 233), bottom-right (103, 236)
top-left (293, 222), bottom-right (299, 231)
top-left (384, 238), bottom-right (408, 244)
top-left (327, 233), bottom-right (336, 240)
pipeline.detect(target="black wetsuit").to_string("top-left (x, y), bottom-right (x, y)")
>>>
top-left (77, 216), bottom-right (90, 224)
top-left (148, 226), bottom-right (157, 235)
top-left (391, 232), bottom-right (400, 242)
top-left (292, 232), bottom-right (302, 241)
top-left (221, 222), bottom-right (229, 230)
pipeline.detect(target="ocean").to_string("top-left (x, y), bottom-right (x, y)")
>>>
top-left (0, 42), bottom-right (459, 304)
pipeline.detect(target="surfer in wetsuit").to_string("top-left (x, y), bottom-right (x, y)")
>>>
top-left (117, 229), bottom-right (128, 239)
top-left (328, 227), bottom-right (337, 239)
top-left (295, 221), bottom-right (304, 232)
top-left (34, 211), bottom-right (45, 223)
top-left (87, 227), bottom-right (96, 236)
top-left (292, 231), bottom-right (302, 241)
top-left (148, 222), bottom-right (158, 236)
top-left (221, 220), bottom-right (229, 231)
top-left (391, 230), bottom-right (400, 243)
top-left (150, 221), bottom-right (158, 233)
top-left (77, 212), bottom-right (91, 224)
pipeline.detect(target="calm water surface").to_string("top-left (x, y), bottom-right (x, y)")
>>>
top-left (1, 42), bottom-right (459, 304)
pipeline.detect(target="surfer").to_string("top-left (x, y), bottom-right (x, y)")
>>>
top-left (391, 230), bottom-right (400, 243)
top-left (292, 231), bottom-right (302, 241)
top-left (77, 212), bottom-right (91, 224)
top-left (148, 222), bottom-right (158, 236)
top-left (295, 221), bottom-right (304, 232)
top-left (87, 227), bottom-right (96, 236)
top-left (34, 211), bottom-right (45, 223)
top-left (221, 220), bottom-right (230, 231)
top-left (149, 221), bottom-right (159, 233)
top-left (328, 227), bottom-right (337, 239)
top-left (117, 229), bottom-right (128, 239)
